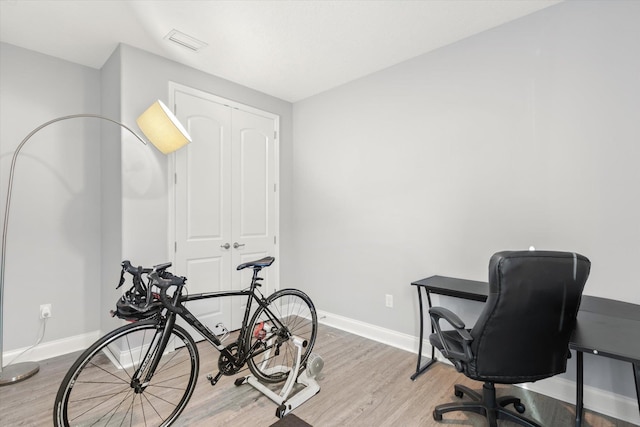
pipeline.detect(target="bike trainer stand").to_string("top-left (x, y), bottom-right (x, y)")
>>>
top-left (235, 335), bottom-right (322, 418)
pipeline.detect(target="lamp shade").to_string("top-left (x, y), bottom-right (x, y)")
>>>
top-left (136, 100), bottom-right (191, 154)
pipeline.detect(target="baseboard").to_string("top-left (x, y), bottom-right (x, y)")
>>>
top-left (317, 309), bottom-right (423, 354)
top-left (2, 330), bottom-right (101, 364)
top-left (317, 310), bottom-right (640, 426)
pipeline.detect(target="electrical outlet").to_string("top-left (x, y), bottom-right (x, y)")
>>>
top-left (385, 294), bottom-right (393, 308)
top-left (40, 304), bottom-right (52, 319)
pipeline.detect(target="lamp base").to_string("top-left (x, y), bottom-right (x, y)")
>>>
top-left (0, 362), bottom-right (39, 386)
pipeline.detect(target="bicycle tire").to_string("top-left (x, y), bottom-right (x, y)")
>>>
top-left (246, 289), bottom-right (317, 383)
top-left (53, 319), bottom-right (199, 427)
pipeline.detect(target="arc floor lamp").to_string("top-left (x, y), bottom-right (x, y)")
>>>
top-left (0, 100), bottom-right (191, 385)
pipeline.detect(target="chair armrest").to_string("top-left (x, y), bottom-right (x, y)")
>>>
top-left (429, 307), bottom-right (469, 335)
top-left (429, 306), bottom-right (474, 368)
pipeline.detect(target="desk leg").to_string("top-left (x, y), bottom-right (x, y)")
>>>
top-left (634, 363), bottom-right (640, 416)
top-left (427, 290), bottom-right (436, 363)
top-left (411, 288), bottom-right (437, 381)
top-left (412, 287), bottom-right (425, 378)
top-left (575, 351), bottom-right (584, 427)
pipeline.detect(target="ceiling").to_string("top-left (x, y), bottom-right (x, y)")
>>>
top-left (0, 0), bottom-right (561, 102)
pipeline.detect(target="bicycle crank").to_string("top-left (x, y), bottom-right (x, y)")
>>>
top-left (218, 341), bottom-right (243, 375)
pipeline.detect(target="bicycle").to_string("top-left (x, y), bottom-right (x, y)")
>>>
top-left (53, 256), bottom-right (317, 426)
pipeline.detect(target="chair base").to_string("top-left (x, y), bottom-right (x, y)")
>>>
top-left (433, 382), bottom-right (541, 427)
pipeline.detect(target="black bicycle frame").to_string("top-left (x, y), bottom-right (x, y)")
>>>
top-left (142, 268), bottom-right (286, 382)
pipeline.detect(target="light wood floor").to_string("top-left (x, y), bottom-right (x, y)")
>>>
top-left (0, 324), bottom-right (634, 427)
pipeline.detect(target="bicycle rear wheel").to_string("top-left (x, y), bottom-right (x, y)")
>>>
top-left (246, 289), bottom-right (317, 383)
top-left (54, 320), bottom-right (199, 427)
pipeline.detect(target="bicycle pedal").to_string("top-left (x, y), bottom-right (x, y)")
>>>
top-left (234, 377), bottom-right (248, 387)
top-left (207, 372), bottom-right (223, 386)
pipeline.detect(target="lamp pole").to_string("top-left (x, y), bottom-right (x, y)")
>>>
top-left (0, 115), bottom-right (146, 385)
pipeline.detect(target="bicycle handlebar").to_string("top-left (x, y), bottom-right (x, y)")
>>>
top-left (148, 269), bottom-right (187, 313)
top-left (121, 260), bottom-right (153, 276)
top-left (117, 260), bottom-right (186, 314)
top-left (118, 260), bottom-right (151, 292)
top-left (114, 256), bottom-right (272, 319)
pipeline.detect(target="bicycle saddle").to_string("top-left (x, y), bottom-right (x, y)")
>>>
top-left (236, 256), bottom-right (275, 270)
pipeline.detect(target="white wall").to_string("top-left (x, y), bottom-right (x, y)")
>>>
top-left (291, 0), bottom-right (640, 408)
top-left (0, 43), bottom-right (102, 350)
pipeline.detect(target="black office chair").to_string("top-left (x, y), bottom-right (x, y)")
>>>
top-left (429, 250), bottom-right (591, 427)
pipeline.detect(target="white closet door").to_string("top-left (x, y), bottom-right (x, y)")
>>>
top-left (173, 85), bottom-right (278, 333)
top-left (174, 91), bottom-right (232, 338)
top-left (230, 109), bottom-right (277, 327)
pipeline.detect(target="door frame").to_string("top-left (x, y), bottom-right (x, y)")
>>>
top-left (167, 81), bottom-right (280, 294)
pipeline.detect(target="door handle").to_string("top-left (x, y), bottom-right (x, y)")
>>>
top-left (233, 242), bottom-right (245, 249)
top-left (220, 243), bottom-right (230, 250)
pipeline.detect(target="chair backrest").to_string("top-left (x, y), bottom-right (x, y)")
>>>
top-left (467, 250), bottom-right (590, 383)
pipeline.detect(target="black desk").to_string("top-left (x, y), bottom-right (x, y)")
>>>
top-left (410, 275), bottom-right (488, 380)
top-left (569, 295), bottom-right (640, 427)
top-left (411, 276), bottom-right (640, 427)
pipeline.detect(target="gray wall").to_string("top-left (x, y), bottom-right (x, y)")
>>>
top-left (0, 42), bottom-right (102, 349)
top-left (116, 43), bottom-right (293, 268)
top-left (97, 43), bottom-right (295, 331)
top-left (0, 42), bottom-right (294, 350)
top-left (99, 47), bottom-right (124, 334)
top-left (291, 0), bottom-right (639, 398)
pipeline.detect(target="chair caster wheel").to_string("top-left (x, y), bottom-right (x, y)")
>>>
top-left (433, 410), bottom-right (443, 421)
top-left (514, 402), bottom-right (526, 414)
top-left (454, 389), bottom-right (464, 398)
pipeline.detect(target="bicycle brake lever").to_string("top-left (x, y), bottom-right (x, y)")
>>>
top-left (116, 268), bottom-right (125, 289)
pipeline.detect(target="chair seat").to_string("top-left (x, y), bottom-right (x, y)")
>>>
top-left (429, 330), bottom-right (467, 356)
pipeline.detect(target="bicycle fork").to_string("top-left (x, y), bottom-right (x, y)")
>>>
top-left (130, 315), bottom-right (178, 393)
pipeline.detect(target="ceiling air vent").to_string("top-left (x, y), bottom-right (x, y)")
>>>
top-left (165, 29), bottom-right (207, 52)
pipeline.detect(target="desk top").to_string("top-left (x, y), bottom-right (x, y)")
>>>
top-left (570, 295), bottom-right (640, 364)
top-left (411, 275), bottom-right (488, 302)
top-left (577, 295), bottom-right (640, 321)
top-left (412, 276), bottom-right (640, 365)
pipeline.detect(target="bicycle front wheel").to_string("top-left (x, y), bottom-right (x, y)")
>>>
top-left (246, 289), bottom-right (317, 383)
top-left (54, 320), bottom-right (199, 427)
